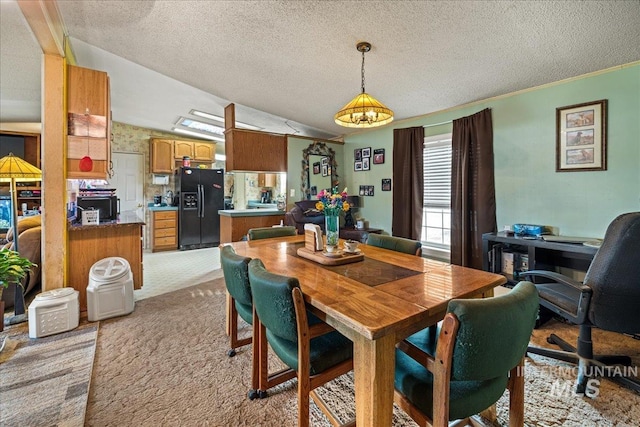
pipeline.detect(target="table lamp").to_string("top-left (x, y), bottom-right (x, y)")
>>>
top-left (0, 153), bottom-right (42, 315)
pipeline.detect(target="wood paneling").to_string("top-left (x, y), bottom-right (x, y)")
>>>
top-left (42, 54), bottom-right (66, 291)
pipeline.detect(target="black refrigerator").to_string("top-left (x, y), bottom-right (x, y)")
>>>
top-left (175, 167), bottom-right (224, 250)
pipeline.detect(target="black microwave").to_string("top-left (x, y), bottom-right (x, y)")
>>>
top-left (77, 196), bottom-right (119, 221)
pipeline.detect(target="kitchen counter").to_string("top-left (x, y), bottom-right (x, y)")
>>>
top-left (67, 211), bottom-right (144, 312)
top-left (219, 209), bottom-right (284, 217)
top-left (148, 205), bottom-right (179, 211)
top-left (247, 200), bottom-right (278, 209)
top-left (68, 211), bottom-right (145, 231)
top-left (219, 209), bottom-right (287, 243)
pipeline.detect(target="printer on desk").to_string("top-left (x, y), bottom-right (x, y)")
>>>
top-left (512, 224), bottom-right (549, 237)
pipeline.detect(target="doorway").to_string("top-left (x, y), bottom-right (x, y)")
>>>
top-left (107, 152), bottom-right (144, 218)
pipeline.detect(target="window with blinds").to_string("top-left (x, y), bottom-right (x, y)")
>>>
top-left (421, 134), bottom-right (452, 251)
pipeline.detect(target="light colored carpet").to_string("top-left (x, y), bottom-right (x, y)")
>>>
top-left (0, 321), bottom-right (98, 427)
top-left (86, 278), bottom-right (640, 426)
top-left (136, 247), bottom-right (222, 301)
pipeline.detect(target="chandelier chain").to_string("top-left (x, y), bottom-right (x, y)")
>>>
top-left (361, 49), bottom-right (366, 94)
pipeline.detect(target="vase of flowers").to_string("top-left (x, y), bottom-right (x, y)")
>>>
top-left (315, 187), bottom-right (350, 251)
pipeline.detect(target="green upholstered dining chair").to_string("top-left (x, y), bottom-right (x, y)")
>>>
top-left (394, 281), bottom-right (539, 427)
top-left (247, 225), bottom-right (297, 241)
top-left (248, 258), bottom-right (354, 427)
top-left (220, 245), bottom-right (253, 357)
top-left (366, 233), bottom-right (422, 256)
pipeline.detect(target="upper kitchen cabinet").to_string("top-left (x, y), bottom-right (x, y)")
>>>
top-left (258, 173), bottom-right (276, 188)
top-left (224, 104), bottom-right (286, 172)
top-left (67, 65), bottom-right (111, 179)
top-left (225, 129), bottom-right (286, 172)
top-left (193, 142), bottom-right (214, 161)
top-left (173, 140), bottom-right (215, 162)
top-left (174, 140), bottom-right (193, 159)
top-left (150, 138), bottom-right (174, 174)
top-left (152, 139), bottom-right (215, 173)
top-left (67, 65), bottom-right (109, 116)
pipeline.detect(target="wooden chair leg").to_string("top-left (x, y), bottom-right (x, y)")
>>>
top-left (479, 405), bottom-right (497, 423)
top-left (508, 358), bottom-right (525, 427)
top-left (225, 292), bottom-right (233, 337)
top-left (249, 309), bottom-right (262, 399)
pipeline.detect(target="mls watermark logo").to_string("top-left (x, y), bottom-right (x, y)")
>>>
top-left (550, 377), bottom-right (600, 399)
top-left (540, 365), bottom-right (639, 399)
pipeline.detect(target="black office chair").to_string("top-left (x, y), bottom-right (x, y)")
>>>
top-left (526, 212), bottom-right (640, 394)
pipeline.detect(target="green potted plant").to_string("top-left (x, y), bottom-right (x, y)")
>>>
top-left (0, 249), bottom-right (35, 331)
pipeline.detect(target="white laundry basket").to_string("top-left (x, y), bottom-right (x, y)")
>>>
top-left (87, 257), bottom-right (134, 321)
top-left (28, 287), bottom-right (79, 338)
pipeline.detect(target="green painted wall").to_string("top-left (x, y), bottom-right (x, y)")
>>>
top-left (343, 63), bottom-right (640, 238)
top-left (287, 136), bottom-right (344, 208)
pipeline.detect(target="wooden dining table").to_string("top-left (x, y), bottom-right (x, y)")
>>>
top-left (228, 235), bottom-right (507, 427)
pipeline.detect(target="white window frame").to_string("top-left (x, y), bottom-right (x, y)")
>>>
top-left (421, 133), bottom-right (452, 262)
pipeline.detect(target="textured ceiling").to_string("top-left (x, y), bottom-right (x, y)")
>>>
top-left (2, 1), bottom-right (639, 141)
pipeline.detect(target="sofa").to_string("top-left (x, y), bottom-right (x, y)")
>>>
top-left (1, 215), bottom-right (42, 310)
top-left (284, 200), bottom-right (325, 234)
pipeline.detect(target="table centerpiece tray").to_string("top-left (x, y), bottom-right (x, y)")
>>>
top-left (296, 247), bottom-right (364, 265)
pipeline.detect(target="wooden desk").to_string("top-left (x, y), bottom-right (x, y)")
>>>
top-left (482, 232), bottom-right (598, 286)
top-left (229, 236), bottom-right (506, 427)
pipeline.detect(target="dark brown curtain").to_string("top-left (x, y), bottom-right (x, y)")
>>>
top-left (450, 108), bottom-right (496, 269)
top-left (392, 126), bottom-right (424, 239)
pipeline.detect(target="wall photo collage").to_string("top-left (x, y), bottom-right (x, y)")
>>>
top-left (354, 147), bottom-right (390, 196)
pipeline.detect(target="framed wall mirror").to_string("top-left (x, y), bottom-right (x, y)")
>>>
top-left (301, 141), bottom-right (339, 200)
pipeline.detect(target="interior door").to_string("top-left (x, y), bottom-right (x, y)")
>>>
top-left (108, 152), bottom-right (144, 218)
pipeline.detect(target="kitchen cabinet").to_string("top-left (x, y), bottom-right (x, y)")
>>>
top-left (66, 65), bottom-right (111, 179)
top-left (68, 219), bottom-right (144, 312)
top-left (67, 65), bottom-right (109, 116)
top-left (225, 129), bottom-right (286, 172)
top-left (150, 138), bottom-right (174, 174)
top-left (193, 142), bottom-right (214, 161)
top-left (173, 140), bottom-right (215, 162)
top-left (258, 173), bottom-right (276, 188)
top-left (219, 211), bottom-right (285, 243)
top-left (150, 210), bottom-right (178, 252)
top-left (174, 140), bottom-right (194, 159)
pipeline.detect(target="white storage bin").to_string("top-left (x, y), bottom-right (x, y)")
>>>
top-left (28, 287), bottom-right (79, 338)
top-left (87, 257), bottom-right (134, 321)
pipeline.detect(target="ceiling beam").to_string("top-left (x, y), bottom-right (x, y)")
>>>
top-left (17, 0), bottom-right (74, 62)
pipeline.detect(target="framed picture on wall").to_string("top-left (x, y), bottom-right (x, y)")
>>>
top-left (373, 148), bottom-right (385, 164)
top-left (362, 157), bottom-right (370, 170)
top-left (556, 99), bottom-right (607, 172)
top-left (354, 161), bottom-right (363, 171)
top-left (322, 164), bottom-right (328, 176)
top-left (382, 178), bottom-right (391, 191)
top-left (354, 149), bottom-right (362, 161)
top-left (321, 156), bottom-right (329, 165)
top-left (313, 162), bottom-right (320, 174)
top-left (362, 147), bottom-right (371, 158)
